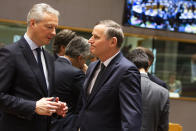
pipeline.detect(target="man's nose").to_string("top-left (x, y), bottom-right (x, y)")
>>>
top-left (51, 28), bottom-right (56, 36)
top-left (88, 36), bottom-right (93, 44)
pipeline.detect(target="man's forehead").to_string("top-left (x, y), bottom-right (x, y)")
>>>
top-left (93, 25), bottom-right (106, 34)
top-left (94, 24), bottom-right (106, 29)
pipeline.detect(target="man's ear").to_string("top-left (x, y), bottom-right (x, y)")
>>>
top-left (29, 19), bottom-right (36, 28)
top-left (110, 37), bottom-right (117, 47)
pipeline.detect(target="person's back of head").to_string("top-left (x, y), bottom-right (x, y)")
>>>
top-left (65, 36), bottom-right (90, 59)
top-left (137, 47), bottom-right (154, 67)
top-left (129, 49), bottom-right (169, 131)
top-left (128, 48), bottom-right (149, 72)
top-left (53, 29), bottom-right (76, 56)
top-left (65, 36), bottom-right (90, 71)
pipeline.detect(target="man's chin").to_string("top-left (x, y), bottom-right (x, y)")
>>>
top-left (43, 40), bottom-right (51, 45)
top-left (90, 50), bottom-right (95, 55)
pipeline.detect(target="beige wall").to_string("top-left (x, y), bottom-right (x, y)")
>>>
top-left (170, 99), bottom-right (196, 131)
top-left (0, 0), bottom-right (196, 41)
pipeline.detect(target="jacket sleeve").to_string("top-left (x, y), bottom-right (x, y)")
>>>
top-left (0, 47), bottom-right (36, 119)
top-left (158, 91), bottom-right (169, 131)
top-left (119, 66), bottom-right (142, 131)
top-left (73, 70), bottom-right (85, 113)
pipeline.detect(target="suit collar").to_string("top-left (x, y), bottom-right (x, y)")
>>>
top-left (24, 33), bottom-right (39, 50)
top-left (102, 51), bottom-right (120, 67)
top-left (140, 73), bottom-right (149, 79)
top-left (56, 57), bottom-right (72, 65)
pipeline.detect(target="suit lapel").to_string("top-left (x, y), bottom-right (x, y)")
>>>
top-left (43, 49), bottom-right (53, 96)
top-left (83, 61), bottom-right (99, 101)
top-left (19, 37), bottom-right (48, 96)
top-left (86, 53), bottom-right (122, 106)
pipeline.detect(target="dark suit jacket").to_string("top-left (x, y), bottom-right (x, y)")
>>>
top-left (77, 52), bottom-right (142, 131)
top-left (141, 73), bottom-right (169, 131)
top-left (51, 57), bottom-right (85, 131)
top-left (0, 37), bottom-right (55, 131)
top-left (148, 73), bottom-right (168, 89)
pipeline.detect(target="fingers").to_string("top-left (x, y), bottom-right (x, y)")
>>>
top-left (35, 97), bottom-right (61, 116)
top-left (56, 102), bottom-right (68, 117)
top-left (46, 111), bottom-right (54, 116)
top-left (42, 97), bottom-right (54, 101)
top-left (35, 97), bottom-right (69, 117)
top-left (55, 97), bottom-right (59, 102)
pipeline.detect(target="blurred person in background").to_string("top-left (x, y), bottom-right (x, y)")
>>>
top-left (168, 72), bottom-right (182, 95)
top-left (138, 47), bottom-right (169, 89)
top-left (52, 29), bottom-right (76, 59)
top-left (128, 48), bottom-right (169, 131)
top-left (52, 36), bottom-right (90, 131)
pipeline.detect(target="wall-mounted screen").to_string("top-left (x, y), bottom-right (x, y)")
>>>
top-left (123, 0), bottom-right (196, 34)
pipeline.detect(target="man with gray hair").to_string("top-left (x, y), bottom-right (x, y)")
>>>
top-left (0, 3), bottom-right (67, 131)
top-left (76, 20), bottom-right (142, 131)
top-left (52, 36), bottom-right (90, 131)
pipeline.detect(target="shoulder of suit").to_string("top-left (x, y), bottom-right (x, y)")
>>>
top-left (150, 80), bottom-right (169, 95)
top-left (148, 73), bottom-right (169, 89)
top-left (118, 56), bottom-right (137, 68)
top-left (4, 41), bottom-right (20, 51)
top-left (55, 59), bottom-right (84, 74)
top-left (149, 74), bottom-right (165, 84)
top-left (142, 76), bottom-right (168, 93)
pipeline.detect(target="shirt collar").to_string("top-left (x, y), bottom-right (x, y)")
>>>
top-left (24, 33), bottom-right (39, 50)
top-left (102, 51), bottom-right (120, 67)
top-left (140, 72), bottom-right (148, 75)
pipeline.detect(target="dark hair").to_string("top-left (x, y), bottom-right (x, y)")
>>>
top-left (137, 47), bottom-right (154, 67)
top-left (65, 36), bottom-right (90, 58)
top-left (128, 48), bottom-right (149, 71)
top-left (95, 20), bottom-right (124, 48)
top-left (52, 29), bottom-right (76, 55)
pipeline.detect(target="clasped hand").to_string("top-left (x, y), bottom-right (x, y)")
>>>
top-left (35, 97), bottom-right (68, 117)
